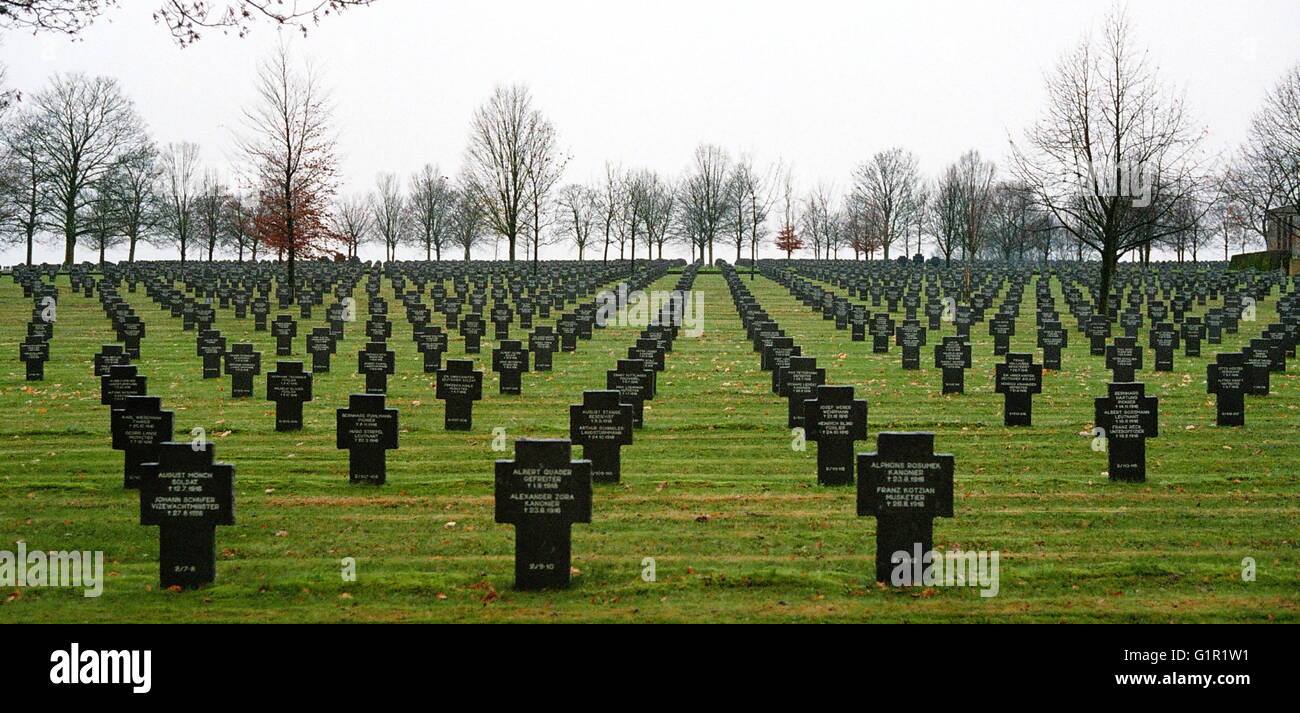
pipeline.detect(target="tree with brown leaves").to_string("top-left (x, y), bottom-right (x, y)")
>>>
top-left (238, 42), bottom-right (338, 297)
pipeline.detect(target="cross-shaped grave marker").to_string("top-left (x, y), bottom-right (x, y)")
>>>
top-left (336, 393), bottom-right (399, 485)
top-left (494, 438), bottom-right (592, 590)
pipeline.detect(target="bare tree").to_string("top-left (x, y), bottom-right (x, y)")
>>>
top-left (156, 141), bottom-right (201, 261)
top-left (237, 41), bottom-right (338, 296)
top-left (521, 121), bottom-right (566, 270)
top-left (1228, 62), bottom-right (1300, 251)
top-left (1010, 7), bottom-right (1207, 309)
top-left (223, 191), bottom-right (260, 260)
top-left (26, 73), bottom-right (148, 264)
top-left (852, 147), bottom-right (922, 260)
top-left (0, 1), bottom-right (374, 45)
top-left (644, 175), bottom-right (676, 260)
top-left (800, 183), bottom-right (836, 260)
top-left (407, 164), bottom-right (455, 260)
top-left (329, 192), bottom-right (370, 259)
top-left (108, 142), bottom-right (161, 262)
top-left (597, 163), bottom-right (624, 263)
top-left (954, 150), bottom-right (997, 291)
top-left (194, 170), bottom-right (227, 260)
top-left (724, 160), bottom-right (754, 262)
top-left (930, 163), bottom-right (963, 265)
top-left (82, 174), bottom-right (124, 263)
top-left (0, 111), bottom-right (45, 264)
top-left (450, 180), bottom-right (483, 260)
top-left (370, 172), bottom-right (406, 261)
top-left (553, 183), bottom-right (597, 260)
top-left (464, 84), bottom-right (559, 262)
top-left (677, 144), bottom-right (731, 263)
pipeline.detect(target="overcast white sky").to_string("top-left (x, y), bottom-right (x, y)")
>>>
top-left (3, 0), bottom-right (1298, 264)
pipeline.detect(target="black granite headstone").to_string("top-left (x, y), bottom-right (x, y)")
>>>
top-left (266, 361), bottom-right (313, 431)
top-left (494, 438), bottom-right (592, 590)
top-left (994, 353), bottom-right (1043, 427)
top-left (110, 395), bottom-right (174, 489)
top-left (856, 432), bottom-right (954, 584)
top-left (933, 336), bottom-right (971, 394)
top-left (491, 339), bottom-right (530, 395)
top-left (803, 385), bottom-right (868, 486)
top-left (138, 441), bottom-right (235, 589)
top-left (1207, 352), bottom-right (1247, 427)
top-left (436, 359), bottom-right (484, 430)
top-left (569, 390), bottom-right (634, 484)
top-left (1094, 381), bottom-right (1158, 482)
top-left (336, 393), bottom-right (399, 485)
top-left (357, 341), bottom-right (396, 395)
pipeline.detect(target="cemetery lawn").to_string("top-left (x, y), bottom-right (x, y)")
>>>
top-left (0, 271), bottom-right (1296, 623)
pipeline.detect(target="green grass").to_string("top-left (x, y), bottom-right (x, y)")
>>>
top-left (0, 269), bottom-right (1296, 622)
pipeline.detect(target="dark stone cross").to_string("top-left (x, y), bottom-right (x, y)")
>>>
top-left (460, 313), bottom-right (486, 354)
top-left (413, 324), bottom-right (449, 374)
top-left (357, 341), bottom-right (396, 394)
top-left (117, 316), bottom-right (145, 359)
top-left (1263, 323), bottom-right (1291, 371)
top-left (491, 305), bottom-right (513, 340)
top-left (251, 297), bottom-right (270, 331)
top-left (271, 315), bottom-right (297, 356)
top-left (1036, 320), bottom-right (1067, 371)
top-left (196, 329), bottom-right (227, 379)
top-left (994, 352), bottom-right (1044, 427)
top-left (1205, 308), bottom-right (1224, 344)
top-left (856, 432), bottom-right (954, 584)
top-left (606, 358), bottom-right (656, 428)
top-left (1181, 317), bottom-right (1206, 358)
top-left (851, 306), bottom-right (868, 341)
top-left (93, 344), bottom-right (130, 377)
top-left (306, 326), bottom-right (337, 374)
top-left (627, 338), bottom-right (666, 372)
top-left (803, 384), bottom-right (868, 486)
top-left (266, 361), bottom-right (313, 431)
top-left (139, 441), bottom-right (235, 589)
top-left (1241, 338), bottom-right (1274, 396)
top-left (779, 356), bottom-right (826, 429)
top-left (1085, 315), bottom-right (1112, 356)
top-left (336, 393), bottom-right (399, 485)
top-left (110, 395), bottom-right (174, 489)
top-left (436, 359), bottom-right (484, 430)
top-left (933, 336), bottom-right (971, 394)
top-left (528, 326), bottom-right (558, 371)
top-left (494, 438), bottom-right (592, 590)
top-left (556, 314), bottom-right (579, 352)
top-left (762, 336), bottom-right (800, 384)
top-left (1149, 322), bottom-right (1179, 372)
top-left (1094, 381), bottom-right (1158, 482)
top-left (222, 343), bottom-right (262, 398)
top-left (19, 336), bottom-right (48, 381)
top-left (895, 319), bottom-right (927, 370)
top-left (101, 363), bottom-right (147, 412)
top-left (491, 339), bottom-right (530, 395)
top-left (365, 316), bottom-right (392, 343)
top-left (1207, 352), bottom-right (1248, 427)
top-left (1105, 336), bottom-right (1143, 383)
top-left (988, 314), bottom-right (1016, 356)
top-left (869, 313), bottom-right (895, 354)
top-left (569, 390), bottom-right (634, 483)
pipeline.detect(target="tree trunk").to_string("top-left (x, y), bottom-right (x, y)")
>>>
top-left (1096, 249), bottom-right (1115, 314)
